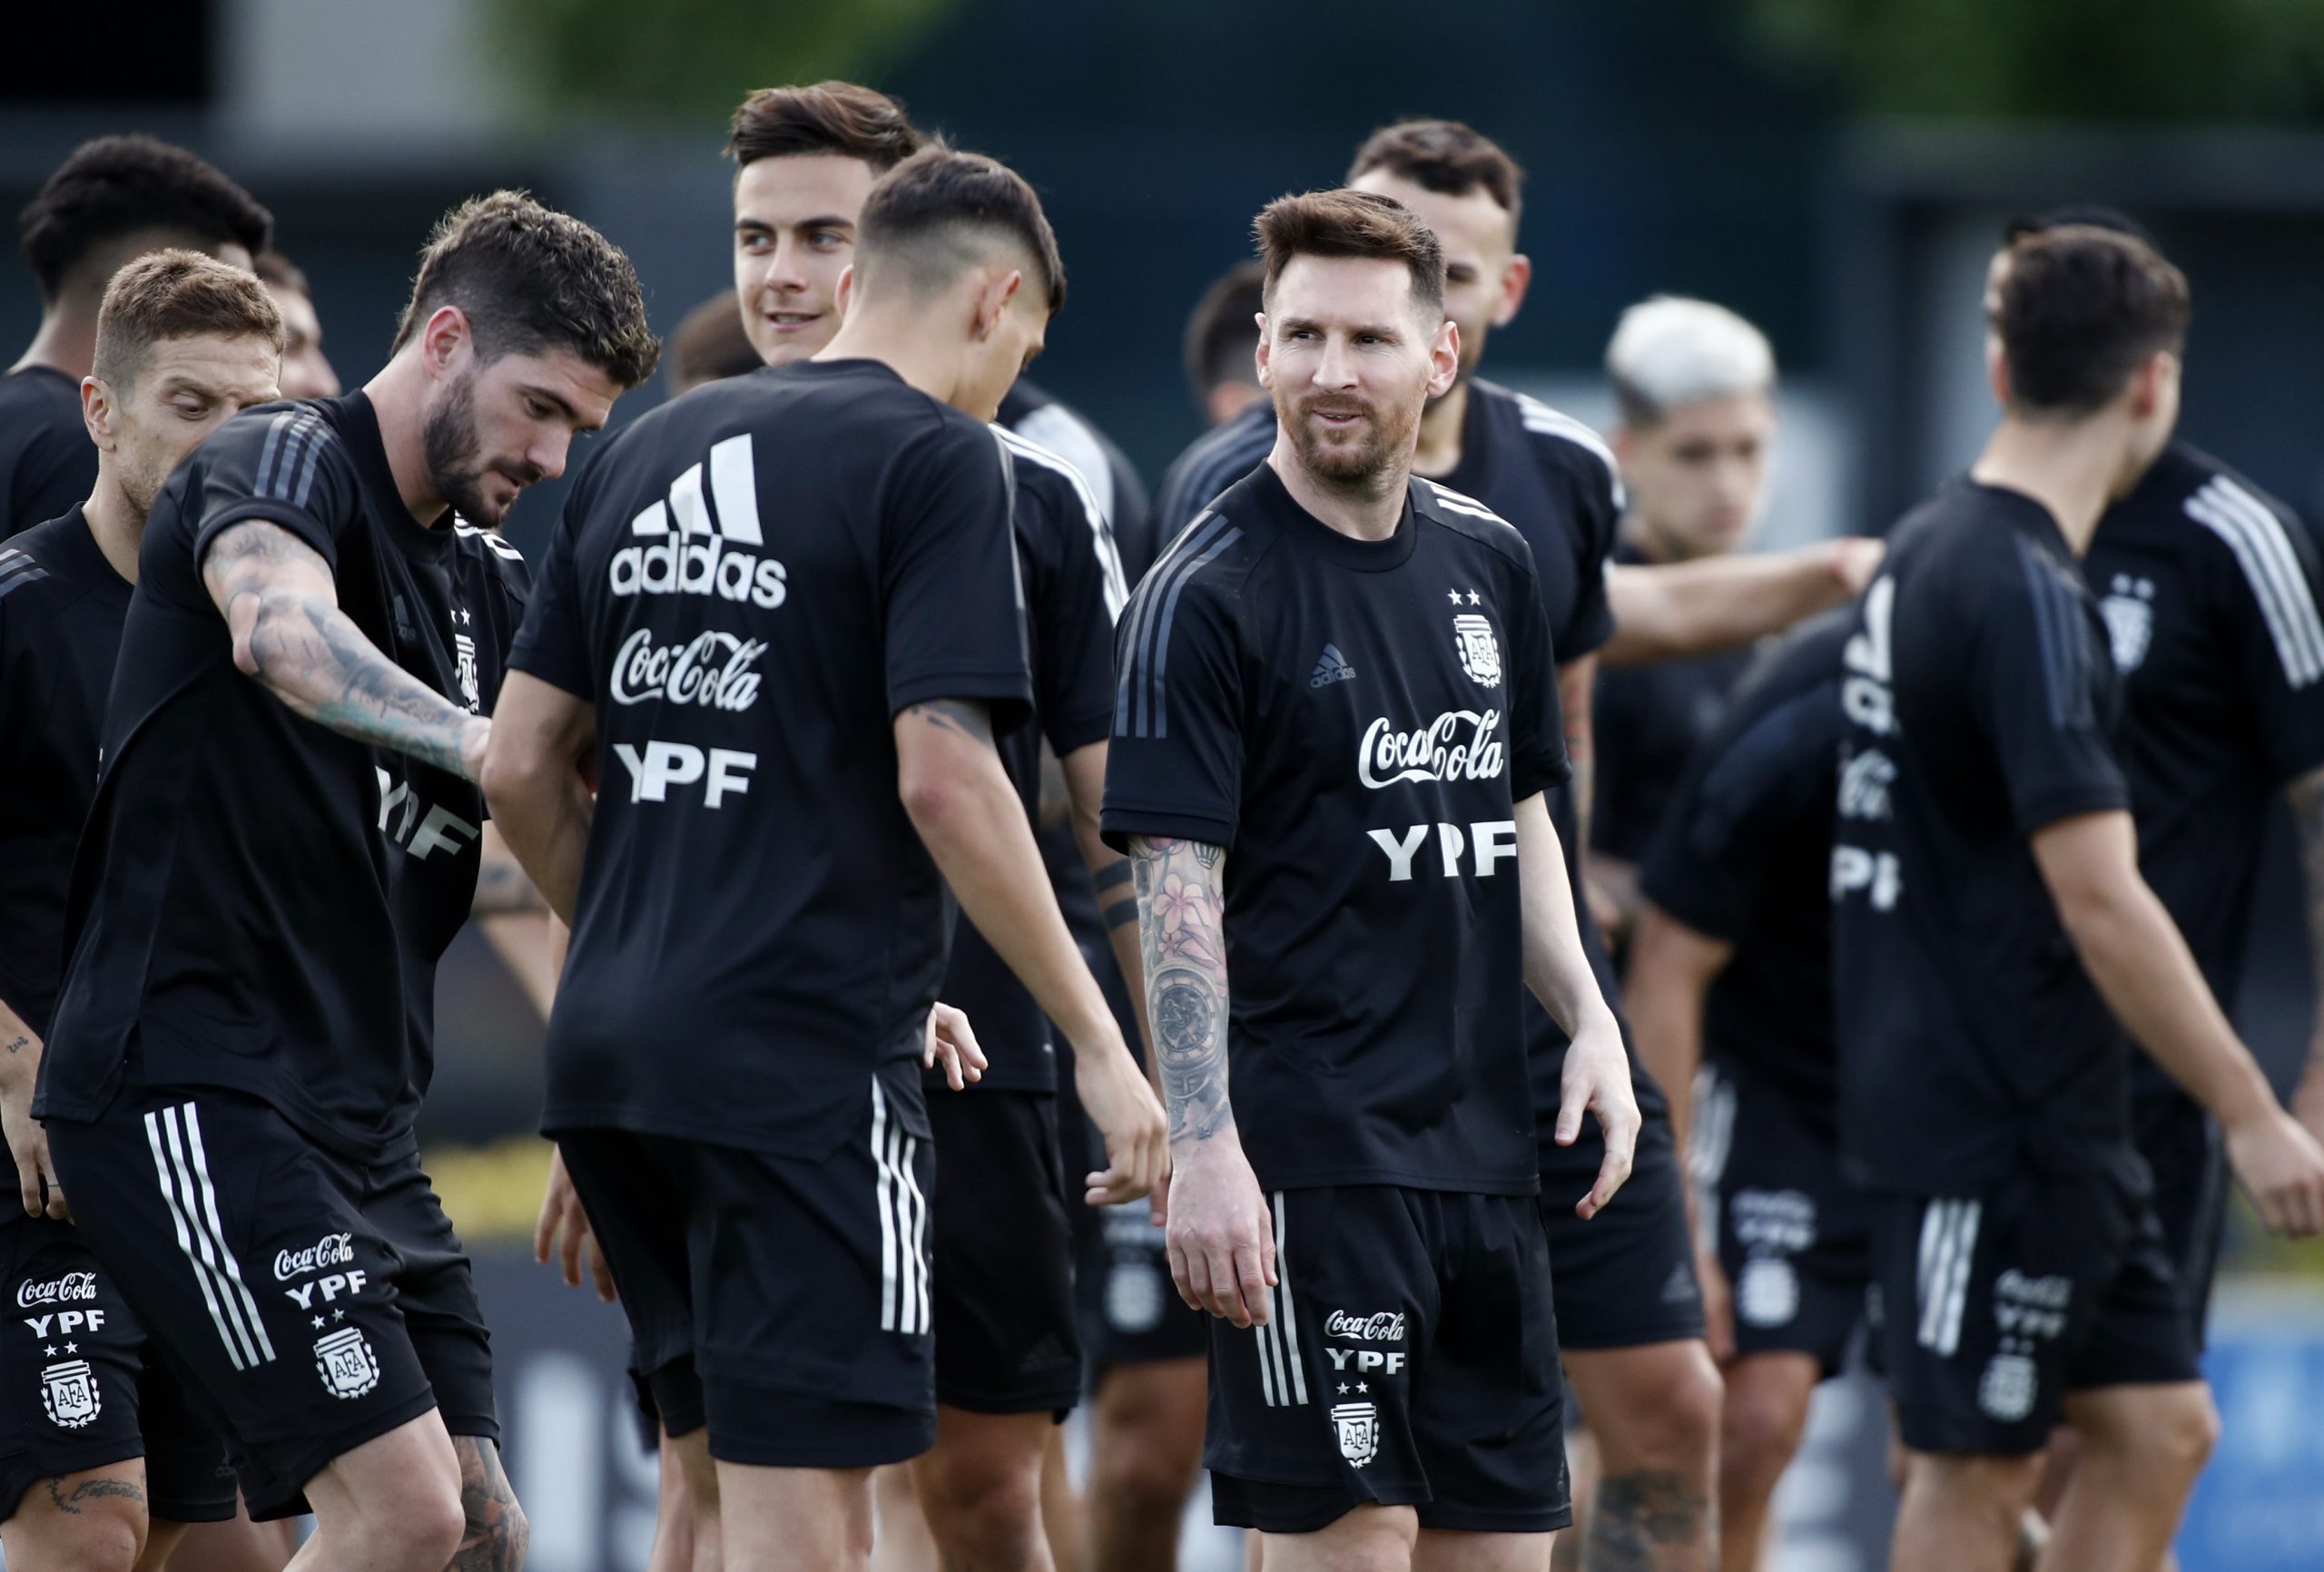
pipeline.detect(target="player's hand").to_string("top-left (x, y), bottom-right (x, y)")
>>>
top-left (1557, 1007), bottom-right (1639, 1220)
top-left (458, 715), bottom-right (492, 783)
top-left (923, 1002), bottom-right (987, 1091)
top-left (1828, 536), bottom-right (1886, 597)
top-left (1698, 1247), bottom-right (1735, 1364)
top-left (534, 1145), bottom-right (615, 1301)
top-left (2224, 1105), bottom-right (2324, 1238)
top-left (1165, 1135), bottom-right (1275, 1328)
top-left (0, 1041), bottom-right (65, 1223)
top-left (2290, 1048), bottom-right (2324, 1147)
top-left (1074, 1037), bottom-right (1167, 1206)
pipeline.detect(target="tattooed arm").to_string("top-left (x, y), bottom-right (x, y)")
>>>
top-left (896, 700), bottom-right (1166, 1203)
top-left (1128, 835), bottom-right (1276, 1328)
top-left (2288, 767), bottom-right (2324, 1143)
top-left (202, 518), bottom-right (488, 781)
top-left (0, 997), bottom-right (64, 1220)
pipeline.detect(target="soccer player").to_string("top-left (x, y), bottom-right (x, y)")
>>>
top-left (484, 146), bottom-right (1162, 1572)
top-left (4, 135), bottom-right (273, 541)
top-left (1588, 299), bottom-right (1777, 937)
top-left (1621, 615), bottom-right (1856, 1572)
top-left (0, 250), bottom-right (281, 1572)
top-left (34, 192), bottom-right (656, 1572)
top-left (1179, 259), bottom-right (1269, 430)
top-left (253, 251), bottom-right (341, 400)
top-left (1833, 223), bottom-right (2324, 1572)
top-left (1105, 186), bottom-right (1637, 1572)
top-left (665, 289), bottom-right (764, 396)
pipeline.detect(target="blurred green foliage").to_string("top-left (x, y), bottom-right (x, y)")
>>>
top-left (1745, 0), bottom-right (2324, 120)
top-left (483, 0), bottom-right (956, 119)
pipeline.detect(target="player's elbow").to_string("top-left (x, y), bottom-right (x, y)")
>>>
top-left (897, 753), bottom-right (973, 838)
top-left (481, 738), bottom-right (559, 830)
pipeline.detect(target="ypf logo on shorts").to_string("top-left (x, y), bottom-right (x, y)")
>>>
top-left (40, 1359), bottom-right (101, 1429)
top-left (314, 1327), bottom-right (381, 1400)
top-left (1330, 1401), bottom-right (1380, 1468)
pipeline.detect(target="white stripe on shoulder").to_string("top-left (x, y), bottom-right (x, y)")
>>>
top-left (1514, 392), bottom-right (1627, 507)
top-left (2186, 476), bottom-right (2324, 688)
top-left (1010, 403), bottom-right (1117, 524)
top-left (1423, 479), bottom-right (1513, 528)
top-left (995, 426), bottom-right (1130, 621)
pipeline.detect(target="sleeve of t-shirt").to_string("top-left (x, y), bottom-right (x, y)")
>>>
top-left (1543, 440), bottom-right (1622, 661)
top-left (1100, 572), bottom-right (1244, 852)
top-left (882, 418), bottom-right (1034, 732)
top-left (1640, 676), bottom-right (1838, 943)
top-left (1974, 543), bottom-right (2131, 835)
top-left (1025, 472), bottom-right (1127, 757)
top-left (2191, 483), bottom-right (2324, 784)
top-left (1505, 550), bottom-right (1572, 803)
top-left (507, 498), bottom-right (596, 701)
top-left (187, 408), bottom-right (362, 575)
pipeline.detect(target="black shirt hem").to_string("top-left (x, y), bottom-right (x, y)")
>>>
top-left (1098, 805), bottom-right (1238, 856)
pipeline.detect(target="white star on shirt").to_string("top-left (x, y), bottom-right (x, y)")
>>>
top-left (64, 1342), bottom-right (77, 1353)
top-left (1338, 1381), bottom-right (1350, 1394)
top-left (457, 607), bottom-right (472, 625)
top-left (42, 1345), bottom-right (55, 1357)
top-left (1446, 589), bottom-right (1462, 604)
top-left (1466, 590), bottom-right (1482, 605)
top-left (312, 1316), bottom-right (326, 1329)
top-left (1356, 1380), bottom-right (1369, 1393)
top-left (332, 1309), bottom-right (346, 1321)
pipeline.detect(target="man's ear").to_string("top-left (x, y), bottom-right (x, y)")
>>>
top-left (1494, 252), bottom-right (1533, 329)
top-left (419, 304), bottom-right (474, 380)
top-left (2127, 349), bottom-right (2176, 419)
top-left (973, 269), bottom-right (1024, 341)
top-left (80, 374), bottom-right (121, 453)
top-left (1425, 319), bottom-right (1461, 399)
top-left (1255, 313), bottom-right (1274, 389)
top-left (834, 263), bottom-right (856, 319)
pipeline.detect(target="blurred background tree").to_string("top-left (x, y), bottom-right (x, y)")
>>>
top-left (1746, 0), bottom-right (2324, 120)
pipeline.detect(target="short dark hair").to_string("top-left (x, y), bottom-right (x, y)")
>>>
top-left (252, 251), bottom-right (310, 299)
top-left (18, 135), bottom-right (272, 303)
top-left (726, 82), bottom-right (926, 175)
top-left (2003, 204), bottom-right (2157, 250)
top-left (1184, 259), bottom-right (1266, 410)
top-left (390, 191), bottom-right (660, 388)
top-left (1253, 189), bottom-right (1445, 317)
top-left (1347, 119), bottom-right (1524, 224)
top-left (94, 249), bottom-right (284, 391)
top-left (667, 290), bottom-right (764, 395)
top-left (857, 148), bottom-right (1066, 316)
top-left (1993, 225), bottom-right (2190, 414)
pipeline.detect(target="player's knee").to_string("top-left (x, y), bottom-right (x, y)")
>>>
top-left (1720, 1379), bottom-right (1811, 1494)
top-left (10, 1486), bottom-right (149, 1572)
top-left (2121, 1388), bottom-right (2220, 1482)
top-left (919, 1440), bottom-right (1044, 1549)
top-left (1605, 1345), bottom-right (1722, 1470)
top-left (1907, 1449), bottom-right (2042, 1519)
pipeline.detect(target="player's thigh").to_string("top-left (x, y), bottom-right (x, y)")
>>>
top-left (1090, 1355), bottom-right (1208, 1487)
top-left (1413, 1526), bottom-right (1553, 1572)
top-left (681, 1072), bottom-right (939, 1469)
top-left (1538, 1105), bottom-right (1705, 1352)
top-left (923, 1091), bottom-right (1081, 1420)
top-left (45, 1095), bottom-right (439, 1523)
top-left (356, 1155), bottom-right (499, 1451)
top-left (4, 1459), bottom-right (151, 1568)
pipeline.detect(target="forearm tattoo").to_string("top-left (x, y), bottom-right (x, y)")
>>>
top-left (206, 521), bottom-right (474, 776)
top-left (453, 1437), bottom-right (528, 1572)
top-left (1131, 837), bottom-right (1233, 1145)
top-left (2291, 767), bottom-right (2324, 1070)
top-left (1095, 859), bottom-right (1137, 930)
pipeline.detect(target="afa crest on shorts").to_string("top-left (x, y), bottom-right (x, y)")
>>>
top-left (1978, 1351), bottom-right (2038, 1422)
top-left (1452, 612), bottom-right (1502, 688)
top-left (315, 1325), bottom-right (381, 1400)
top-left (1329, 1400), bottom-right (1380, 1468)
top-left (40, 1358), bottom-right (101, 1429)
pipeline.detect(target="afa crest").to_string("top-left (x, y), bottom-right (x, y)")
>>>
top-left (1452, 613), bottom-right (1502, 688)
top-left (2101, 575), bottom-right (2155, 673)
top-left (315, 1326), bottom-right (381, 1400)
top-left (41, 1359), bottom-right (101, 1429)
top-left (1329, 1400), bottom-right (1380, 1468)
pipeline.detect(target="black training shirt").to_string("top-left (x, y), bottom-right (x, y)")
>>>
top-left (0, 368), bottom-right (95, 542)
top-left (1000, 380), bottom-right (1153, 583)
top-left (1591, 538), bottom-right (1753, 867)
top-left (377, 519), bottom-right (531, 1104)
top-left (39, 394), bottom-right (465, 1161)
top-left (1833, 479), bottom-right (2131, 1194)
top-left (931, 427), bottom-right (1128, 1094)
top-left (1101, 461), bottom-right (1568, 1195)
top-left (514, 359), bottom-right (1032, 1155)
top-left (2087, 445), bottom-right (2324, 1066)
top-left (1640, 614), bottom-right (1846, 1135)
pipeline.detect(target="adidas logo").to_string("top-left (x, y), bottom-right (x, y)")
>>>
top-left (1310, 644), bottom-right (1356, 688)
top-left (608, 433), bottom-right (789, 608)
top-left (1661, 1261), bottom-right (1702, 1305)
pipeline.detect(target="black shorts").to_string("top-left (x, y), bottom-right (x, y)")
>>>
top-left (925, 1089), bottom-right (1081, 1416)
top-left (555, 1066), bottom-right (938, 1469)
top-left (1206, 1187), bottom-right (1568, 1536)
top-left (1869, 1160), bottom-right (2198, 1457)
top-left (1538, 1096), bottom-right (1704, 1350)
top-left (44, 1091), bottom-right (498, 1521)
top-left (0, 1219), bottom-right (237, 1525)
top-left (1692, 1063), bottom-right (1870, 1377)
top-left (1079, 1196), bottom-right (1208, 1371)
top-left (2132, 1084), bottom-right (2229, 1350)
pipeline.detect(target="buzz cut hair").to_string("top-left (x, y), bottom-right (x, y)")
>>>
top-left (855, 147), bottom-right (1066, 317)
top-left (1606, 296), bottom-right (1777, 427)
top-left (1993, 224), bottom-right (2190, 416)
top-left (93, 248), bottom-right (284, 393)
top-left (1347, 118), bottom-right (1525, 225)
top-left (389, 191), bottom-right (660, 388)
top-left (726, 82), bottom-right (927, 175)
top-left (18, 134), bottom-right (273, 303)
top-left (1252, 189), bottom-right (1445, 318)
